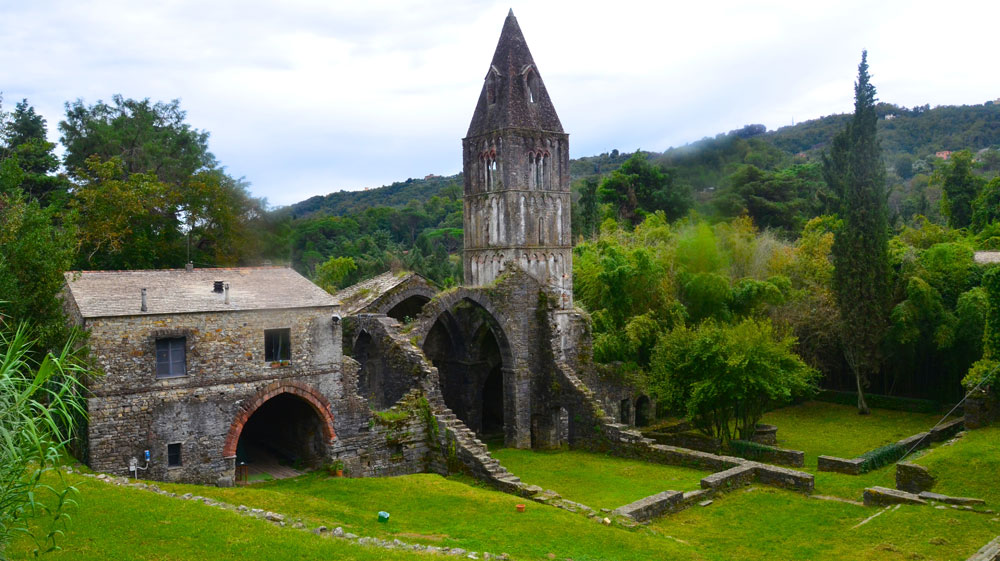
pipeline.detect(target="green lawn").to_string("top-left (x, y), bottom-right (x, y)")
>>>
top-left (659, 485), bottom-right (999, 561)
top-left (147, 471), bottom-right (695, 561)
top-left (761, 401), bottom-right (950, 461)
top-left (489, 448), bottom-right (708, 510)
top-left (7, 474), bottom-right (423, 561)
top-left (915, 426), bottom-right (1000, 504)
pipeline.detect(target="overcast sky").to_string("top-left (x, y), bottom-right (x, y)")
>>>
top-left (2, 0), bottom-right (998, 206)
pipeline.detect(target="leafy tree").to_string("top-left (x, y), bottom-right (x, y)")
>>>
top-left (314, 256), bottom-right (358, 292)
top-left (0, 99), bottom-right (68, 206)
top-left (577, 176), bottom-right (600, 239)
top-left (68, 157), bottom-right (180, 269)
top-left (824, 51), bottom-right (891, 414)
top-left (0, 182), bottom-right (75, 352)
top-left (0, 323), bottom-right (88, 557)
top-left (59, 95), bottom-right (214, 184)
top-left (598, 152), bottom-right (691, 224)
top-left (971, 176), bottom-right (1000, 233)
top-left (651, 318), bottom-right (818, 443)
top-left (939, 150), bottom-right (984, 229)
top-left (963, 267), bottom-right (1000, 389)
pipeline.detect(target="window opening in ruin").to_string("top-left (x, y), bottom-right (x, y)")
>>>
top-left (537, 153), bottom-right (544, 188)
top-left (264, 328), bottom-right (291, 362)
top-left (487, 75), bottom-right (497, 105)
top-left (635, 396), bottom-right (652, 427)
top-left (167, 442), bottom-right (182, 467)
top-left (619, 398), bottom-right (631, 424)
top-left (538, 216), bottom-right (545, 245)
top-left (526, 70), bottom-right (538, 103)
top-left (155, 337), bottom-right (186, 379)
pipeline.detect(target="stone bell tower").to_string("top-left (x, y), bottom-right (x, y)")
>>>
top-left (463, 10), bottom-right (572, 307)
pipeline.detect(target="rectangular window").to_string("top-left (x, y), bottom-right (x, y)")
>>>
top-left (155, 337), bottom-right (186, 379)
top-left (264, 328), bottom-right (291, 362)
top-left (167, 443), bottom-right (182, 467)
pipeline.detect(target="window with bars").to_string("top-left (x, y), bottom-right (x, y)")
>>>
top-left (167, 443), bottom-right (182, 467)
top-left (155, 337), bottom-right (186, 379)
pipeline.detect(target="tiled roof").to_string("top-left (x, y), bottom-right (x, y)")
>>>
top-left (334, 271), bottom-right (416, 315)
top-left (64, 267), bottom-right (339, 318)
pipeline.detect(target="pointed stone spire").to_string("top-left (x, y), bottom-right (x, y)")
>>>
top-left (466, 10), bottom-right (563, 138)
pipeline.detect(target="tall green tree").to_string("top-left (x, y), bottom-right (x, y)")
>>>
top-left (939, 150), bottom-right (984, 229)
top-left (577, 176), bottom-right (600, 240)
top-left (824, 51), bottom-right (890, 414)
top-left (0, 99), bottom-right (68, 206)
top-left (59, 95), bottom-right (215, 183)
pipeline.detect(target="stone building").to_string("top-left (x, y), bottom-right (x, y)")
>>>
top-left (63, 267), bottom-right (426, 485)
top-left (66, 11), bottom-right (650, 486)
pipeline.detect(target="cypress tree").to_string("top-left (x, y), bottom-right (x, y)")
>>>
top-left (825, 51), bottom-right (890, 414)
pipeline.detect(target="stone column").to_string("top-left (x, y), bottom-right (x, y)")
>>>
top-left (504, 366), bottom-right (532, 448)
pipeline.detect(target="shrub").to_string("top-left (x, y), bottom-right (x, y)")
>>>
top-left (858, 442), bottom-right (907, 473)
top-left (651, 318), bottom-right (818, 443)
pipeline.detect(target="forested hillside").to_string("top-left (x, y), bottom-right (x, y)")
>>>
top-left (3, 90), bottom-right (1000, 404)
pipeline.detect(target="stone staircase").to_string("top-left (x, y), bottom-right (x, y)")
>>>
top-left (353, 313), bottom-right (524, 494)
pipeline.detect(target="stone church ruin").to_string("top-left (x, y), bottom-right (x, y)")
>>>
top-left (64, 11), bottom-right (653, 488)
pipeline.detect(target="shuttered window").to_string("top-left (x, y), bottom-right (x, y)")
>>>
top-left (155, 337), bottom-right (186, 378)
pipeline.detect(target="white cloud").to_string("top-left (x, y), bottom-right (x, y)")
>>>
top-left (2, 0), bottom-right (998, 206)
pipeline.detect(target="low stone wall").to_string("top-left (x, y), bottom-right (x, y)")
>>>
top-left (754, 463), bottom-right (815, 493)
top-left (965, 390), bottom-right (999, 430)
top-left (817, 455), bottom-right (865, 475)
top-left (644, 431), bottom-right (721, 454)
top-left (751, 424), bottom-right (778, 445)
top-left (699, 462), bottom-right (815, 494)
top-left (966, 536), bottom-right (1000, 561)
top-left (729, 440), bottom-right (805, 468)
top-left (700, 464), bottom-right (757, 491)
top-left (612, 491), bottom-right (683, 522)
top-left (863, 486), bottom-right (928, 507)
top-left (896, 462), bottom-right (936, 493)
top-left (819, 418), bottom-right (964, 476)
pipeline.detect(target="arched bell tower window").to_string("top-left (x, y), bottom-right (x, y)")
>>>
top-left (523, 65), bottom-right (539, 104)
top-left (486, 65), bottom-right (500, 106)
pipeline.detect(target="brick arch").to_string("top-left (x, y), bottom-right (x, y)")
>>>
top-left (222, 380), bottom-right (336, 458)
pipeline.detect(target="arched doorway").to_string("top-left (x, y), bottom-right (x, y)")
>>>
top-left (422, 298), bottom-right (512, 443)
top-left (225, 385), bottom-right (335, 479)
top-left (635, 395), bottom-right (652, 428)
top-left (386, 295), bottom-right (430, 323)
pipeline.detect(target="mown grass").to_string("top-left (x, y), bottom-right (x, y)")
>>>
top-left (659, 486), bottom-right (999, 561)
top-left (761, 401), bottom-right (949, 461)
top-left (154, 471), bottom-right (694, 561)
top-left (6, 473), bottom-right (424, 561)
top-left (915, 426), bottom-right (1000, 504)
top-left (9, 450), bottom-right (999, 561)
top-left (489, 448), bottom-right (708, 510)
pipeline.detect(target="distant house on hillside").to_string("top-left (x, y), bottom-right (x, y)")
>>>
top-left (935, 150), bottom-right (953, 160)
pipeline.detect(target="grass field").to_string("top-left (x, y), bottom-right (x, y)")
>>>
top-left (914, 426), bottom-right (1000, 504)
top-left (489, 448), bottom-right (708, 510)
top-left (7, 405), bottom-right (997, 561)
top-left (761, 401), bottom-right (951, 461)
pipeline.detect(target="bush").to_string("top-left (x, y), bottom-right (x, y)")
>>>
top-left (728, 439), bottom-right (776, 462)
top-left (651, 318), bottom-right (818, 443)
top-left (858, 442), bottom-right (907, 473)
